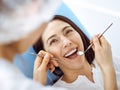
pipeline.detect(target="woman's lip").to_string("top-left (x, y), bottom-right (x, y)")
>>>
top-left (67, 53), bottom-right (78, 60)
top-left (64, 48), bottom-right (77, 57)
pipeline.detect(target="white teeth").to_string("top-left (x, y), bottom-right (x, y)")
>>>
top-left (65, 49), bottom-right (77, 57)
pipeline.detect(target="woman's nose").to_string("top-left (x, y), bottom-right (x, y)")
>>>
top-left (62, 37), bottom-right (72, 48)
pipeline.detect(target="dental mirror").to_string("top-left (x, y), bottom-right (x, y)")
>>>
top-left (77, 22), bottom-right (113, 56)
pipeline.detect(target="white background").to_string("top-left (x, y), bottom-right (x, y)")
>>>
top-left (63, 0), bottom-right (120, 57)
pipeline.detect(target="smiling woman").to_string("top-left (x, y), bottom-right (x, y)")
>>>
top-left (33, 15), bottom-right (119, 90)
top-left (34, 15), bottom-right (94, 64)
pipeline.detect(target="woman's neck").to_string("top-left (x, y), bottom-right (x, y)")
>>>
top-left (0, 45), bottom-right (15, 62)
top-left (62, 61), bottom-right (94, 83)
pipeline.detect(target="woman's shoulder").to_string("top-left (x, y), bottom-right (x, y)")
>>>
top-left (53, 75), bottom-right (94, 86)
top-left (53, 75), bottom-right (101, 90)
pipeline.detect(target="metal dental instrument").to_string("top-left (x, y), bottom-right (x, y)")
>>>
top-left (77, 22), bottom-right (113, 56)
top-left (28, 52), bottom-right (60, 61)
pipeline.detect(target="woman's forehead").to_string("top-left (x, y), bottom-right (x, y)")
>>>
top-left (42, 20), bottom-right (70, 39)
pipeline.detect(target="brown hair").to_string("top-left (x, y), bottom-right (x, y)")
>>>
top-left (33, 15), bottom-right (95, 64)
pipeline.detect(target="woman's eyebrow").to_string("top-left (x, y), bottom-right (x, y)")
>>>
top-left (62, 25), bottom-right (71, 32)
top-left (47, 25), bottom-right (71, 44)
top-left (47, 34), bottom-right (56, 44)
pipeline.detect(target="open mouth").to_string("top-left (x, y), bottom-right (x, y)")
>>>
top-left (64, 48), bottom-right (78, 58)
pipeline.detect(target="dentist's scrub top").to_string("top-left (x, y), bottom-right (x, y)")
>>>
top-left (53, 56), bottom-right (120, 90)
top-left (0, 58), bottom-right (67, 90)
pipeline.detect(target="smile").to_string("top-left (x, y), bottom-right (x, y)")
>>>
top-left (64, 48), bottom-right (78, 58)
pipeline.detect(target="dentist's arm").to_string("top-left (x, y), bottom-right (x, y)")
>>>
top-left (92, 35), bottom-right (117, 90)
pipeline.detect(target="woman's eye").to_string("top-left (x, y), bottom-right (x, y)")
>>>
top-left (65, 29), bottom-right (73, 35)
top-left (50, 39), bottom-right (57, 45)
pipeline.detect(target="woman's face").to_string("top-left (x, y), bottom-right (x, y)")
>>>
top-left (42, 20), bottom-right (86, 70)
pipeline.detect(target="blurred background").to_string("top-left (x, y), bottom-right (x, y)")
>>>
top-left (63, 0), bottom-right (120, 57)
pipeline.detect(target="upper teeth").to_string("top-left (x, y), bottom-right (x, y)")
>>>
top-left (64, 49), bottom-right (77, 57)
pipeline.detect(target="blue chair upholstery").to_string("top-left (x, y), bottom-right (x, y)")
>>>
top-left (14, 47), bottom-right (35, 78)
top-left (14, 2), bottom-right (90, 85)
top-left (56, 3), bottom-right (90, 39)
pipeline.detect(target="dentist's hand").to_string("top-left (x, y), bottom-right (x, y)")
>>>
top-left (92, 35), bottom-right (113, 70)
top-left (33, 50), bottom-right (58, 85)
top-left (91, 35), bottom-right (117, 90)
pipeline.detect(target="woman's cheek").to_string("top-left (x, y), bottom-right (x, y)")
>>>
top-left (49, 47), bottom-right (60, 57)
